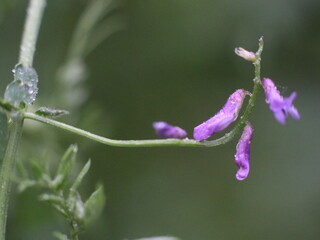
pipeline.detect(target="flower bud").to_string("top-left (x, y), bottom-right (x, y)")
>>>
top-left (234, 47), bottom-right (256, 62)
top-left (153, 121), bottom-right (187, 139)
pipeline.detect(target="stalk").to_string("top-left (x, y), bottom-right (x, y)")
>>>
top-left (0, 0), bottom-right (46, 239)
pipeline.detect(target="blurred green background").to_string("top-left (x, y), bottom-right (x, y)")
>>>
top-left (0, 0), bottom-right (320, 239)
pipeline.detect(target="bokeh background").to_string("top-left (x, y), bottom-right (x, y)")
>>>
top-left (0, 0), bottom-right (320, 239)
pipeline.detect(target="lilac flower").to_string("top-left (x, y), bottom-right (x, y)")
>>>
top-left (234, 123), bottom-right (254, 181)
top-left (262, 78), bottom-right (300, 124)
top-left (153, 121), bottom-right (187, 139)
top-left (193, 89), bottom-right (249, 141)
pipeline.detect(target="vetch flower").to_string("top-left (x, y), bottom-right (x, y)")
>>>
top-left (234, 122), bottom-right (254, 181)
top-left (193, 89), bottom-right (250, 141)
top-left (234, 47), bottom-right (256, 62)
top-left (153, 121), bottom-right (187, 139)
top-left (262, 78), bottom-right (300, 124)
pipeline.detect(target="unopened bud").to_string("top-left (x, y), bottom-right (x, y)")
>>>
top-left (234, 47), bottom-right (256, 62)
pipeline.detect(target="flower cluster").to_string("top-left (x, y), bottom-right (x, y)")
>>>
top-left (153, 42), bottom-right (300, 181)
top-left (193, 89), bottom-right (254, 181)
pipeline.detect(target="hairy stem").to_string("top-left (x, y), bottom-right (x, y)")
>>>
top-left (0, 114), bottom-right (23, 240)
top-left (0, 0), bottom-right (46, 239)
top-left (24, 112), bottom-right (239, 147)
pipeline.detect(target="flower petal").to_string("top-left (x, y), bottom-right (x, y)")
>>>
top-left (234, 123), bottom-right (254, 181)
top-left (153, 121), bottom-right (187, 139)
top-left (262, 78), bottom-right (300, 124)
top-left (193, 89), bottom-right (249, 141)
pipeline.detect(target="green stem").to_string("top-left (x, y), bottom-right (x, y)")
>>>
top-left (24, 112), bottom-right (205, 147)
top-left (19, 0), bottom-right (46, 67)
top-left (23, 111), bottom-right (240, 147)
top-left (70, 225), bottom-right (79, 240)
top-left (0, 0), bottom-right (46, 239)
top-left (232, 37), bottom-right (264, 133)
top-left (0, 114), bottom-right (23, 240)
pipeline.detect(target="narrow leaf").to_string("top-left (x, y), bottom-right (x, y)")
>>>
top-left (135, 237), bottom-right (180, 240)
top-left (0, 98), bottom-right (18, 112)
top-left (68, 193), bottom-right (85, 221)
top-left (53, 232), bottom-right (70, 240)
top-left (39, 193), bottom-right (64, 205)
top-left (70, 159), bottom-right (91, 195)
top-left (84, 185), bottom-right (106, 227)
top-left (0, 113), bottom-right (8, 165)
top-left (35, 107), bottom-right (69, 118)
top-left (17, 179), bottom-right (37, 193)
top-left (53, 144), bottom-right (77, 190)
top-left (30, 159), bottom-right (44, 181)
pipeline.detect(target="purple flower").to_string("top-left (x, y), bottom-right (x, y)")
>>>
top-left (193, 89), bottom-right (249, 141)
top-left (262, 78), bottom-right (300, 124)
top-left (153, 121), bottom-right (187, 139)
top-left (234, 123), bottom-right (254, 181)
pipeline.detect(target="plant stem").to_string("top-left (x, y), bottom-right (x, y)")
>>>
top-left (19, 0), bottom-right (46, 67)
top-left (232, 37), bottom-right (264, 134)
top-left (0, 114), bottom-right (23, 240)
top-left (0, 0), bottom-right (46, 239)
top-left (23, 112), bottom-right (238, 147)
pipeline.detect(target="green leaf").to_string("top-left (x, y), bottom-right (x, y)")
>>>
top-left (16, 159), bottom-right (28, 179)
top-left (84, 185), bottom-right (106, 227)
top-left (38, 193), bottom-right (64, 205)
top-left (17, 179), bottom-right (37, 193)
top-left (4, 64), bottom-right (38, 106)
top-left (68, 192), bottom-right (85, 222)
top-left (0, 113), bottom-right (8, 165)
top-left (35, 107), bottom-right (69, 118)
top-left (134, 237), bottom-right (180, 240)
top-left (53, 231), bottom-right (70, 240)
top-left (0, 98), bottom-right (18, 112)
top-left (52, 204), bottom-right (68, 218)
top-left (30, 159), bottom-right (44, 181)
top-left (52, 144), bottom-right (77, 190)
top-left (69, 159), bottom-right (91, 195)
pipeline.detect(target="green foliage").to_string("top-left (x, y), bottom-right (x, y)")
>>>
top-left (0, 113), bottom-right (8, 163)
top-left (134, 237), bottom-right (180, 240)
top-left (16, 145), bottom-right (106, 240)
top-left (83, 185), bottom-right (105, 227)
top-left (0, 98), bottom-right (18, 112)
top-left (53, 232), bottom-right (70, 240)
top-left (4, 64), bottom-right (38, 107)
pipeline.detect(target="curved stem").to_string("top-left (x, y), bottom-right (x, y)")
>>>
top-left (23, 112), bottom-right (240, 147)
top-left (24, 112), bottom-right (207, 147)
